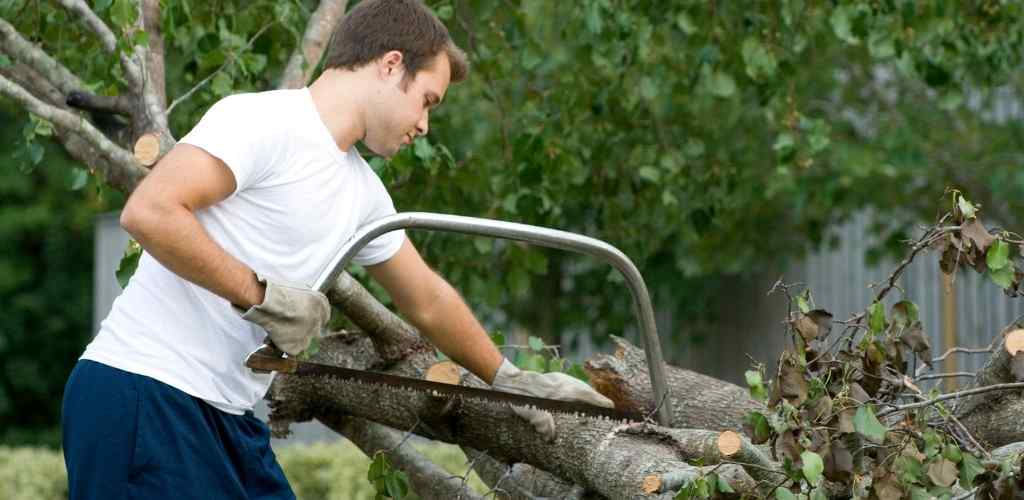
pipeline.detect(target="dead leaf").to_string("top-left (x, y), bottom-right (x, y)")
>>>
top-left (848, 383), bottom-right (869, 404)
top-left (779, 353), bottom-right (809, 405)
top-left (928, 458), bottom-right (958, 487)
top-left (838, 407), bottom-right (856, 433)
top-left (900, 321), bottom-right (932, 367)
top-left (872, 471), bottom-right (904, 500)
top-left (780, 429), bottom-right (802, 461)
top-left (795, 314), bottom-right (820, 342)
top-left (824, 438), bottom-right (854, 482)
top-left (962, 218), bottom-right (996, 253)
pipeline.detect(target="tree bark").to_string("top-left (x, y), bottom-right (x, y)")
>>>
top-left (279, 0), bottom-right (349, 89)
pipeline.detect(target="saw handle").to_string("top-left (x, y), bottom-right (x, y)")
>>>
top-left (246, 341), bottom-right (293, 374)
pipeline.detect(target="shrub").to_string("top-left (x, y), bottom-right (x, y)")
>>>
top-left (0, 441), bottom-right (487, 499)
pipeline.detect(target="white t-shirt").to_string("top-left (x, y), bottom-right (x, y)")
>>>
top-left (82, 88), bottom-right (405, 414)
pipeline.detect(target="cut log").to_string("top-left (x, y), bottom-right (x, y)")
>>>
top-left (426, 361), bottom-right (462, 385)
top-left (717, 430), bottom-right (742, 457)
top-left (133, 132), bottom-right (161, 166)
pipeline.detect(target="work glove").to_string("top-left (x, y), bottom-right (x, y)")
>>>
top-left (490, 358), bottom-right (614, 439)
top-left (234, 274), bottom-right (331, 356)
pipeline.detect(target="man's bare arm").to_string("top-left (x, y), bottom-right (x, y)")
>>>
top-left (367, 238), bottom-right (504, 383)
top-left (120, 144), bottom-right (265, 308)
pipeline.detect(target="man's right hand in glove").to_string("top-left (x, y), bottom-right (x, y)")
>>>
top-left (233, 275), bottom-right (331, 356)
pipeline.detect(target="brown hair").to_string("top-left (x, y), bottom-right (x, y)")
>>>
top-left (324, 0), bottom-right (469, 84)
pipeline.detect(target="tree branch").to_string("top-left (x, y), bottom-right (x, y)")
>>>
top-left (0, 16), bottom-right (85, 93)
top-left (140, 0), bottom-right (166, 108)
top-left (278, 0), bottom-right (348, 89)
top-left (0, 73), bottom-right (146, 192)
top-left (878, 381), bottom-right (1024, 417)
top-left (325, 416), bottom-right (486, 500)
top-left (55, 0), bottom-right (118, 53)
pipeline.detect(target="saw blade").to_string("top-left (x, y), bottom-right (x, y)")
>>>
top-left (247, 350), bottom-right (640, 421)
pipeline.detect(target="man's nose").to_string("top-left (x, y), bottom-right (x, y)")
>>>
top-left (415, 112), bottom-right (429, 136)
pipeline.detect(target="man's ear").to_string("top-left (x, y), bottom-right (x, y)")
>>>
top-left (378, 50), bottom-right (405, 79)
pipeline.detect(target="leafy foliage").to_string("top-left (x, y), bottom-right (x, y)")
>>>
top-left (740, 194), bottom-right (1024, 498)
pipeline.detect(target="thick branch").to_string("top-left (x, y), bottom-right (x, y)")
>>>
top-left (0, 17), bottom-right (85, 93)
top-left (585, 336), bottom-right (764, 430)
top-left (326, 416), bottom-right (485, 500)
top-left (140, 0), bottom-right (166, 107)
top-left (0, 74), bottom-right (146, 192)
top-left (279, 0), bottom-right (348, 89)
top-left (326, 271), bottom-right (434, 364)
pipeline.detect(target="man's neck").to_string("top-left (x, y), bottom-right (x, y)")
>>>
top-left (307, 69), bottom-right (368, 152)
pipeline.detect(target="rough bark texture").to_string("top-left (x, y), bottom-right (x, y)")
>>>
top-left (279, 0), bottom-right (349, 89)
top-left (956, 326), bottom-right (1024, 448)
top-left (586, 336), bottom-right (764, 431)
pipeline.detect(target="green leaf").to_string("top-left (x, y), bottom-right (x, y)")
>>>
top-left (990, 264), bottom-right (1015, 289)
top-left (638, 165), bottom-right (661, 183)
top-left (708, 70), bottom-right (736, 98)
top-left (528, 336), bottom-right (545, 352)
top-left (521, 353), bottom-right (547, 373)
top-left (987, 239), bottom-right (1010, 270)
top-left (567, 363), bottom-right (589, 383)
top-left (868, 29), bottom-right (896, 58)
top-left (68, 168), bottom-right (89, 191)
top-left (116, 240), bottom-right (142, 289)
top-left (211, 72), bottom-right (233, 96)
top-left (959, 453), bottom-right (985, 487)
top-left (801, 450), bottom-right (824, 485)
top-left (716, 473), bottom-right (735, 493)
top-left (774, 487), bottom-right (797, 500)
top-left (27, 142), bottom-right (45, 165)
top-left (384, 471), bottom-right (408, 499)
top-left (868, 301), bottom-right (886, 334)
top-left (853, 405), bottom-right (887, 443)
top-left (773, 133), bottom-right (795, 152)
top-left (0, 54), bottom-right (11, 68)
top-left (830, 5), bottom-right (860, 45)
top-left (435, 4), bottom-right (453, 20)
top-left (93, 0), bottom-right (113, 11)
top-left (675, 12), bottom-right (697, 35)
top-left (943, 444), bottom-right (962, 464)
top-left (132, 30), bottom-right (149, 48)
top-left (744, 411), bottom-right (771, 444)
top-left (547, 357), bottom-right (565, 373)
top-left (895, 455), bottom-right (923, 485)
top-left (368, 452), bottom-right (387, 481)
top-left (939, 91), bottom-right (963, 111)
top-left (745, 370), bottom-right (767, 401)
top-left (741, 37), bottom-right (777, 80)
top-left (110, 0), bottom-right (139, 28)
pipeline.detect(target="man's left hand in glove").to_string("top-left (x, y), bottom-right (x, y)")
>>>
top-left (490, 358), bottom-right (614, 438)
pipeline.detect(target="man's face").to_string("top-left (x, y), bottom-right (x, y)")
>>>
top-left (364, 52), bottom-right (450, 158)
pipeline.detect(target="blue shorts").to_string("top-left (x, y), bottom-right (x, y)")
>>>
top-left (61, 360), bottom-right (294, 500)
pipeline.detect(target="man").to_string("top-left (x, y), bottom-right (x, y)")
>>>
top-left (61, 0), bottom-right (612, 498)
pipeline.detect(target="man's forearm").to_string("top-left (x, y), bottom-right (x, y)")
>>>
top-left (405, 275), bottom-right (503, 384)
top-left (121, 203), bottom-right (264, 309)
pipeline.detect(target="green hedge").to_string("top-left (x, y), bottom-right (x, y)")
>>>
top-left (1, 441), bottom-right (487, 499)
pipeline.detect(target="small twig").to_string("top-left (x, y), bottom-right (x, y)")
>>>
top-left (166, 22), bottom-right (276, 115)
top-left (946, 411), bottom-right (991, 460)
top-left (873, 224), bottom-right (956, 304)
top-left (914, 372), bottom-right (976, 382)
top-left (877, 381), bottom-right (1024, 417)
